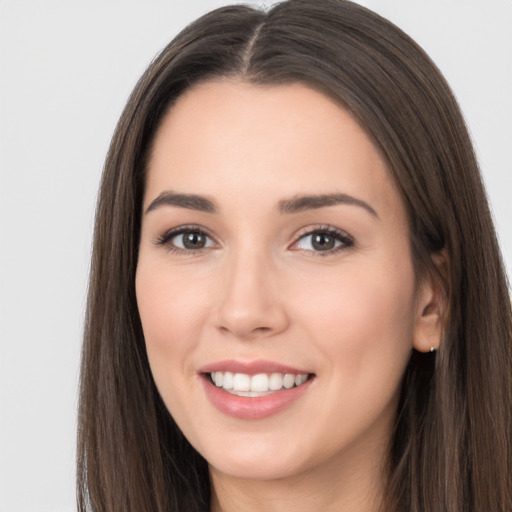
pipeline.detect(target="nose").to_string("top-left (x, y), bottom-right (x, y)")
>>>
top-left (214, 250), bottom-right (289, 340)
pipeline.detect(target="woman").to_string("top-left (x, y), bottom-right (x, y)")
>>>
top-left (77, 1), bottom-right (512, 511)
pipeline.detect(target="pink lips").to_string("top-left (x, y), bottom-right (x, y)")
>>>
top-left (199, 359), bottom-right (314, 420)
top-left (199, 359), bottom-right (310, 375)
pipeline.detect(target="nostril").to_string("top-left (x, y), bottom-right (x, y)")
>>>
top-left (217, 323), bottom-right (274, 338)
top-left (254, 326), bottom-right (271, 333)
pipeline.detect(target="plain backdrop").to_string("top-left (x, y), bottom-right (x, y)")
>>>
top-left (0, 1), bottom-right (510, 511)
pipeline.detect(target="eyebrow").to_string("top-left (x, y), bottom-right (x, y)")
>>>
top-left (145, 190), bottom-right (378, 219)
top-left (279, 193), bottom-right (379, 218)
top-left (145, 192), bottom-right (217, 214)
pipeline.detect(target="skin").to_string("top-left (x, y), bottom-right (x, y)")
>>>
top-left (136, 81), bottom-right (441, 512)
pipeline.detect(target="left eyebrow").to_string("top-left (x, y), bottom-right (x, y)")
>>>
top-left (145, 191), bottom-right (217, 214)
top-left (279, 193), bottom-right (379, 219)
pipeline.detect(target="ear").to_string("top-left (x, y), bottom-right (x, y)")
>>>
top-left (412, 251), bottom-right (448, 353)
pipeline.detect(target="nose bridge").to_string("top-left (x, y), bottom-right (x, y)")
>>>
top-left (215, 241), bottom-right (288, 338)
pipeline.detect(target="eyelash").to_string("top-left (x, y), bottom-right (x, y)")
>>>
top-left (292, 225), bottom-right (354, 256)
top-left (153, 224), bottom-right (354, 256)
top-left (154, 224), bottom-right (217, 255)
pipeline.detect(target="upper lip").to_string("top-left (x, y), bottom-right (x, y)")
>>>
top-left (199, 359), bottom-right (312, 376)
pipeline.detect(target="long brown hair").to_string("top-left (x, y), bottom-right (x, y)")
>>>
top-left (77, 1), bottom-right (512, 510)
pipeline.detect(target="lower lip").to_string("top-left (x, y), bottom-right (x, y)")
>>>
top-left (201, 375), bottom-right (314, 420)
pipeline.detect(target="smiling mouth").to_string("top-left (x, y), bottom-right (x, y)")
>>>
top-left (207, 371), bottom-right (313, 397)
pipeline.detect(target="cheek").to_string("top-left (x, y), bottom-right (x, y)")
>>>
top-left (135, 264), bottom-right (222, 439)
top-left (292, 258), bottom-right (416, 379)
top-left (135, 264), bottom-right (212, 389)
top-left (282, 259), bottom-right (417, 452)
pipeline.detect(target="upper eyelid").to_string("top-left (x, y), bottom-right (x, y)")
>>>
top-left (289, 225), bottom-right (355, 253)
top-left (154, 224), bottom-right (218, 245)
top-left (153, 224), bottom-right (353, 248)
top-left (293, 225), bottom-right (353, 241)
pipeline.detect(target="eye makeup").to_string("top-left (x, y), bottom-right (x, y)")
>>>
top-left (290, 225), bottom-right (354, 256)
top-left (153, 222), bottom-right (354, 257)
top-left (153, 224), bottom-right (218, 255)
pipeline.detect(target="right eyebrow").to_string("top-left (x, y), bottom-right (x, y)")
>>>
top-left (279, 192), bottom-right (379, 219)
top-left (145, 191), bottom-right (217, 214)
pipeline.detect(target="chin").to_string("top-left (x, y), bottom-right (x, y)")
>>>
top-left (208, 454), bottom-right (306, 482)
top-left (198, 430), bottom-right (319, 482)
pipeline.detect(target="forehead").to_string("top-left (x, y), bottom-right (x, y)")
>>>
top-left (145, 80), bottom-right (404, 223)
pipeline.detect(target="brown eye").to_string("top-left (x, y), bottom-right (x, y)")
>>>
top-left (155, 227), bottom-right (216, 252)
top-left (181, 231), bottom-right (207, 249)
top-left (311, 233), bottom-right (336, 251)
top-left (294, 228), bottom-right (354, 254)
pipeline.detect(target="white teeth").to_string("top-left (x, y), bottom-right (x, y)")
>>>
top-left (214, 372), bottom-right (223, 387)
top-left (251, 373), bottom-right (269, 392)
top-left (283, 374), bottom-right (295, 389)
top-left (210, 371), bottom-right (309, 394)
top-left (222, 371), bottom-right (234, 390)
top-left (269, 373), bottom-right (283, 391)
top-left (295, 374), bottom-right (307, 386)
top-left (233, 373), bottom-right (251, 392)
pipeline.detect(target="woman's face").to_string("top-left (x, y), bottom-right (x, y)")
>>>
top-left (136, 81), bottom-right (434, 482)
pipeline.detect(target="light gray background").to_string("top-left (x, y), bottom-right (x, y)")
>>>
top-left (1, 1), bottom-right (510, 511)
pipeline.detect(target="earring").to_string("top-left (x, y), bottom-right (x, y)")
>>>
top-left (430, 347), bottom-right (436, 352)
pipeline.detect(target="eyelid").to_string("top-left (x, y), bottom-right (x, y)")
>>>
top-left (152, 223), bottom-right (353, 256)
top-left (153, 224), bottom-right (219, 253)
top-left (289, 224), bottom-right (354, 255)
